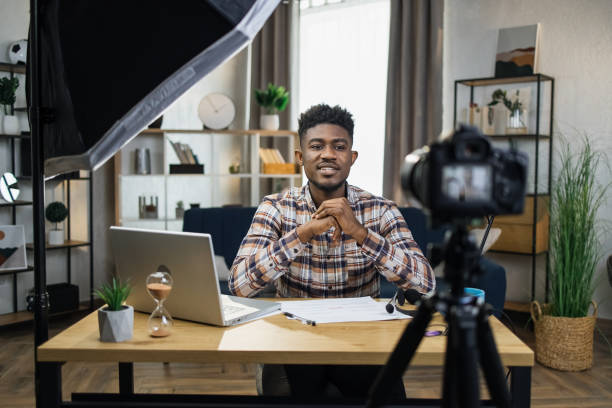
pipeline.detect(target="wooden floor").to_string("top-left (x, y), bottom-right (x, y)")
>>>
top-left (1, 311), bottom-right (611, 407)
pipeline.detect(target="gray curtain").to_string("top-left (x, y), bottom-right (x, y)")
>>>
top-left (382, 0), bottom-right (444, 204)
top-left (249, 1), bottom-right (299, 131)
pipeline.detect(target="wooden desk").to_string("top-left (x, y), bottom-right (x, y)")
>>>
top-left (37, 306), bottom-right (533, 407)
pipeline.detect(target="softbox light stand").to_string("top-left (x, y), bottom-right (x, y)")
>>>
top-left (28, 1), bottom-right (281, 407)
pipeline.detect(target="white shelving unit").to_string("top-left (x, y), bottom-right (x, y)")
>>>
top-left (114, 129), bottom-right (301, 231)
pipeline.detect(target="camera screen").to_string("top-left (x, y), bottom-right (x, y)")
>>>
top-left (441, 164), bottom-right (492, 202)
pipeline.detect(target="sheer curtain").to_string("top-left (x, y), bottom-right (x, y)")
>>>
top-left (299, 0), bottom-right (390, 196)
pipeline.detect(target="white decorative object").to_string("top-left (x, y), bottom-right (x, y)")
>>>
top-left (480, 106), bottom-right (495, 135)
top-left (492, 104), bottom-right (508, 135)
top-left (197, 93), bottom-right (236, 130)
top-left (0, 225), bottom-right (27, 271)
top-left (2, 115), bottom-right (20, 135)
top-left (260, 114), bottom-right (279, 130)
top-left (98, 305), bottom-right (134, 342)
top-left (0, 172), bottom-right (20, 202)
top-left (48, 229), bottom-right (64, 245)
top-left (8, 39), bottom-right (27, 65)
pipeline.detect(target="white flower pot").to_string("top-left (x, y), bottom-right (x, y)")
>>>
top-left (48, 229), bottom-right (64, 245)
top-left (98, 305), bottom-right (134, 342)
top-left (260, 114), bottom-right (279, 130)
top-left (2, 115), bottom-right (20, 135)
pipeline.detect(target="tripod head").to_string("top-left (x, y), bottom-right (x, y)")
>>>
top-left (441, 222), bottom-right (483, 298)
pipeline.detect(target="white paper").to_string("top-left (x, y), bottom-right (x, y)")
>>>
top-left (279, 297), bottom-right (412, 324)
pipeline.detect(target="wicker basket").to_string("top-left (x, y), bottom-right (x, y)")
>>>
top-left (531, 300), bottom-right (597, 371)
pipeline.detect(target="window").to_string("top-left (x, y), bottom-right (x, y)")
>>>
top-left (298, 0), bottom-right (390, 196)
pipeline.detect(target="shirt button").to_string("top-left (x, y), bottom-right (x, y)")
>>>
top-left (328, 285), bottom-right (333, 290)
top-left (269, 263), bottom-right (273, 267)
top-left (293, 248), bottom-right (298, 253)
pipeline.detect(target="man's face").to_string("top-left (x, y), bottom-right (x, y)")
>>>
top-left (296, 123), bottom-right (357, 193)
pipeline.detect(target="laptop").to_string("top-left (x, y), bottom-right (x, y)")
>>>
top-left (110, 226), bottom-right (280, 326)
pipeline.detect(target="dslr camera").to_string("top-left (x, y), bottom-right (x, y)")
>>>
top-left (401, 125), bottom-right (528, 220)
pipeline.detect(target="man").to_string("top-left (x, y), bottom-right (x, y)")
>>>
top-left (229, 104), bottom-right (435, 398)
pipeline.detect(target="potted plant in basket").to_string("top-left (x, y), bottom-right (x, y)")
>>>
top-left (254, 83), bottom-right (289, 130)
top-left (0, 76), bottom-right (20, 135)
top-left (95, 277), bottom-right (133, 342)
top-left (45, 201), bottom-right (69, 245)
top-left (531, 135), bottom-right (609, 371)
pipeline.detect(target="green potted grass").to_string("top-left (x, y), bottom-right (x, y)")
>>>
top-left (531, 135), bottom-right (608, 371)
top-left (45, 201), bottom-right (69, 245)
top-left (0, 76), bottom-right (20, 135)
top-left (95, 277), bottom-right (133, 342)
top-left (254, 83), bottom-right (289, 130)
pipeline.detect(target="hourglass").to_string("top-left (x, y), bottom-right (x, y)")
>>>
top-left (146, 270), bottom-right (173, 337)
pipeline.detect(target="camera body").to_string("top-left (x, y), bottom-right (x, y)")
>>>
top-left (401, 125), bottom-right (528, 220)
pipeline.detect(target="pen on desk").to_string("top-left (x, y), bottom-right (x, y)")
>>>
top-left (283, 312), bottom-right (316, 326)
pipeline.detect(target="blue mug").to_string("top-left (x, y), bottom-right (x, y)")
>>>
top-left (464, 287), bottom-right (485, 303)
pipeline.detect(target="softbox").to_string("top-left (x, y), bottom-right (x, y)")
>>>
top-left (35, 0), bottom-right (279, 177)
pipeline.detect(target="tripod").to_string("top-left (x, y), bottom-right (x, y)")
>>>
top-left (366, 224), bottom-right (512, 408)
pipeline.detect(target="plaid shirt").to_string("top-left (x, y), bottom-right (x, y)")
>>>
top-left (229, 183), bottom-right (435, 298)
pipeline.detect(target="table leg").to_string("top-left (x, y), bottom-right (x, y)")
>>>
top-left (118, 362), bottom-right (134, 395)
top-left (37, 362), bottom-right (62, 408)
top-left (510, 366), bottom-right (531, 408)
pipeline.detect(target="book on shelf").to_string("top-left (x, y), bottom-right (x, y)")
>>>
top-left (169, 140), bottom-right (198, 164)
top-left (259, 148), bottom-right (285, 164)
top-left (184, 145), bottom-right (197, 164)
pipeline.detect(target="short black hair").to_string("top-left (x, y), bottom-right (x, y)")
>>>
top-left (298, 104), bottom-right (354, 143)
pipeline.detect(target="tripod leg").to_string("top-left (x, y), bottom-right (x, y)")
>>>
top-left (441, 314), bottom-right (458, 408)
top-left (443, 304), bottom-right (480, 408)
top-left (477, 306), bottom-right (511, 408)
top-left (366, 298), bottom-right (435, 408)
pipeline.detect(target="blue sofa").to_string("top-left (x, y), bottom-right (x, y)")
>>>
top-left (183, 207), bottom-right (506, 315)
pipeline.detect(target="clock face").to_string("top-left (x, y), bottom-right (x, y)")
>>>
top-left (197, 93), bottom-right (236, 130)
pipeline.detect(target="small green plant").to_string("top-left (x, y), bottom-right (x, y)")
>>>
top-left (488, 89), bottom-right (522, 111)
top-left (550, 134), bottom-right (609, 317)
top-left (95, 277), bottom-right (131, 311)
top-left (0, 76), bottom-right (19, 115)
top-left (176, 200), bottom-right (184, 209)
top-left (254, 83), bottom-right (289, 114)
top-left (45, 202), bottom-right (69, 230)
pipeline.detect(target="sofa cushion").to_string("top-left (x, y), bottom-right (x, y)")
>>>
top-left (183, 207), bottom-right (257, 269)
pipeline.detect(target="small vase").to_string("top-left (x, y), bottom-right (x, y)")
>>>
top-left (48, 229), bottom-right (64, 245)
top-left (260, 114), bottom-right (279, 130)
top-left (492, 104), bottom-right (507, 135)
top-left (2, 115), bottom-right (20, 135)
top-left (506, 108), bottom-right (527, 134)
top-left (98, 305), bottom-right (134, 342)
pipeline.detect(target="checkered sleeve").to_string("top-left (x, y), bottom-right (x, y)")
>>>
top-left (228, 199), bottom-right (305, 297)
top-left (360, 204), bottom-right (436, 295)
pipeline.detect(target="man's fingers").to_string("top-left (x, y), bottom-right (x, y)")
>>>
top-left (314, 207), bottom-right (342, 219)
top-left (329, 217), bottom-right (342, 242)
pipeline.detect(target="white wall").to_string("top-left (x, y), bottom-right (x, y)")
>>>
top-left (443, 0), bottom-right (612, 318)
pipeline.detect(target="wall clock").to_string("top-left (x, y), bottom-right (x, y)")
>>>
top-left (197, 93), bottom-right (236, 130)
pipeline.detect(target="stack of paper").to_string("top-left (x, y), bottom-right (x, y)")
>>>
top-left (279, 297), bottom-right (412, 324)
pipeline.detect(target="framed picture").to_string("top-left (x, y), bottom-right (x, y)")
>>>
top-left (495, 24), bottom-right (540, 78)
top-left (0, 225), bottom-right (27, 271)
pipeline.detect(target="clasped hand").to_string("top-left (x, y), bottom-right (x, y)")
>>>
top-left (297, 198), bottom-right (368, 245)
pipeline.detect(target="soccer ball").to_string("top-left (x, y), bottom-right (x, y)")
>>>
top-left (8, 39), bottom-right (27, 65)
